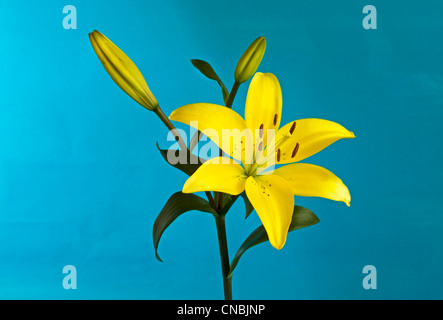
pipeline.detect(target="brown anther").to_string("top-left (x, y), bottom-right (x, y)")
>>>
top-left (291, 143), bottom-right (300, 158)
top-left (277, 148), bottom-right (281, 162)
top-left (289, 121), bottom-right (296, 135)
top-left (258, 141), bottom-right (263, 152)
top-left (273, 114), bottom-right (278, 126)
top-left (259, 124), bottom-right (264, 138)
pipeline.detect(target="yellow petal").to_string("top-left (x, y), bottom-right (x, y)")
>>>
top-left (183, 157), bottom-right (247, 195)
top-left (273, 163), bottom-right (351, 206)
top-left (269, 118), bottom-right (355, 165)
top-left (245, 73), bottom-right (282, 158)
top-left (245, 175), bottom-right (294, 250)
top-left (169, 103), bottom-right (253, 163)
top-left (89, 30), bottom-right (158, 111)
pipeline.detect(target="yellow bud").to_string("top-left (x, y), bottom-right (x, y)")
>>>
top-left (89, 30), bottom-right (159, 111)
top-left (234, 37), bottom-right (266, 83)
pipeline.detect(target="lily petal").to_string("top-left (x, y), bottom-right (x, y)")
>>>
top-left (270, 118), bottom-right (355, 165)
top-left (169, 103), bottom-right (252, 163)
top-left (245, 73), bottom-right (282, 154)
top-left (273, 163), bottom-right (351, 206)
top-left (245, 175), bottom-right (294, 250)
top-left (183, 157), bottom-right (247, 195)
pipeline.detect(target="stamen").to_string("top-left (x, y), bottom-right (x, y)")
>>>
top-left (258, 141), bottom-right (263, 152)
top-left (258, 126), bottom-right (293, 168)
top-left (291, 143), bottom-right (300, 158)
top-left (259, 124), bottom-right (264, 138)
top-left (274, 132), bottom-right (291, 152)
top-left (273, 114), bottom-right (278, 126)
top-left (289, 121), bottom-right (296, 135)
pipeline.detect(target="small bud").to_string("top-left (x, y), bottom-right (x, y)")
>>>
top-left (89, 30), bottom-right (159, 111)
top-left (234, 37), bottom-right (266, 83)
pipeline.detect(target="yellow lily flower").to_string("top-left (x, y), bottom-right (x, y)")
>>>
top-left (169, 73), bottom-right (355, 250)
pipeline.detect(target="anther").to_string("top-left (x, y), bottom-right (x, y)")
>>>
top-left (277, 148), bottom-right (281, 162)
top-left (291, 143), bottom-right (300, 158)
top-left (258, 141), bottom-right (263, 152)
top-left (289, 121), bottom-right (296, 135)
top-left (273, 114), bottom-right (278, 126)
top-left (259, 124), bottom-right (264, 138)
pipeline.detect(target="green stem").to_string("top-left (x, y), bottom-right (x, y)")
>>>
top-left (215, 195), bottom-right (238, 300)
top-left (217, 80), bottom-right (241, 211)
top-left (226, 81), bottom-right (240, 109)
top-left (155, 82), bottom-right (241, 300)
top-left (206, 191), bottom-right (217, 209)
top-left (215, 214), bottom-right (232, 300)
top-left (154, 106), bottom-right (216, 209)
top-left (154, 106), bottom-right (188, 152)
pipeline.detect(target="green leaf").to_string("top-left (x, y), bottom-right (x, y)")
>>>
top-left (240, 191), bottom-right (254, 219)
top-left (228, 205), bottom-right (320, 278)
top-left (156, 142), bottom-right (205, 176)
top-left (191, 59), bottom-right (229, 104)
top-left (191, 59), bottom-right (219, 80)
top-left (153, 192), bottom-right (217, 262)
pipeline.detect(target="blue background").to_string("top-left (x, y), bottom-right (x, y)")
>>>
top-left (0, 0), bottom-right (442, 299)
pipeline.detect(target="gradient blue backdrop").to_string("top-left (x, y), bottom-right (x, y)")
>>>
top-left (0, 0), bottom-right (442, 299)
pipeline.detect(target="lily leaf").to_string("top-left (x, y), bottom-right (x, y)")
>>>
top-left (228, 205), bottom-right (320, 278)
top-left (240, 191), bottom-right (254, 219)
top-left (153, 192), bottom-right (217, 262)
top-left (191, 59), bottom-right (229, 104)
top-left (156, 142), bottom-right (205, 176)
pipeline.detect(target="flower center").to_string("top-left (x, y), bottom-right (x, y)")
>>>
top-left (245, 121), bottom-right (299, 177)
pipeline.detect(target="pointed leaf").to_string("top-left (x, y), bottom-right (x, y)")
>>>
top-left (191, 59), bottom-right (229, 104)
top-left (228, 205), bottom-right (320, 278)
top-left (240, 191), bottom-right (254, 218)
top-left (156, 142), bottom-right (205, 176)
top-left (153, 192), bottom-right (217, 262)
top-left (191, 59), bottom-right (219, 81)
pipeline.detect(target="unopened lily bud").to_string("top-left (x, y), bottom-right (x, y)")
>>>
top-left (234, 37), bottom-right (266, 83)
top-left (89, 30), bottom-right (159, 111)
